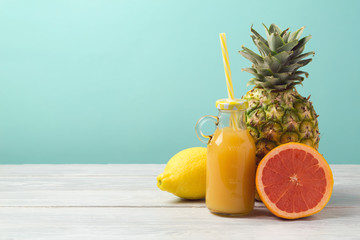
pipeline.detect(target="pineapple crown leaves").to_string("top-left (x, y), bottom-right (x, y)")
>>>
top-left (239, 24), bottom-right (315, 91)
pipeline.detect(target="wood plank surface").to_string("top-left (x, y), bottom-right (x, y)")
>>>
top-left (0, 165), bottom-right (359, 207)
top-left (0, 207), bottom-right (359, 240)
top-left (0, 164), bottom-right (359, 240)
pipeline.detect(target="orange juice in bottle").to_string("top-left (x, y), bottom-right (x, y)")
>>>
top-left (196, 99), bottom-right (256, 216)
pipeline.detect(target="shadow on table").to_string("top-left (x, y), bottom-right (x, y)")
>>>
top-left (328, 187), bottom-right (360, 207)
top-left (249, 205), bottom-right (358, 221)
top-left (170, 198), bottom-right (205, 205)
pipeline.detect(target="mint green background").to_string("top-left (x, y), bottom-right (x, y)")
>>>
top-left (0, 0), bottom-right (359, 164)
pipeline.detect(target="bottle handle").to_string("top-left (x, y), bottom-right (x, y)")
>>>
top-left (195, 115), bottom-right (219, 144)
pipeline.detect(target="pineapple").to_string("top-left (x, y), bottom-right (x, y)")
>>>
top-left (239, 24), bottom-right (319, 164)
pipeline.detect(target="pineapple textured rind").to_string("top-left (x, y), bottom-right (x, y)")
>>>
top-left (243, 88), bottom-right (319, 164)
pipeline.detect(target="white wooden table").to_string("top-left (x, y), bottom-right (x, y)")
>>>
top-left (0, 164), bottom-right (359, 240)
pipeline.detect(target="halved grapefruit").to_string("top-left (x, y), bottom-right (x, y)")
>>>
top-left (256, 143), bottom-right (333, 219)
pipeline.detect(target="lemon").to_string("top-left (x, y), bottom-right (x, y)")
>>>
top-left (157, 147), bottom-right (207, 199)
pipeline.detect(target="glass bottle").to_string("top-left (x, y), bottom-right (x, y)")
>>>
top-left (195, 99), bottom-right (256, 216)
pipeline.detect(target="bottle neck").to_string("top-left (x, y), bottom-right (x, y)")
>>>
top-left (217, 110), bottom-right (246, 130)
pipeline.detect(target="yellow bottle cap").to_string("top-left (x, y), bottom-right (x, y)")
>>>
top-left (215, 98), bottom-right (248, 111)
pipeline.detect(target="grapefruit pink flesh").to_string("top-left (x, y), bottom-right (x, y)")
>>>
top-left (256, 143), bottom-right (333, 219)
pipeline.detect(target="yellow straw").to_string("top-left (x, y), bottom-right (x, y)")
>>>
top-left (219, 33), bottom-right (238, 129)
top-left (220, 33), bottom-right (235, 99)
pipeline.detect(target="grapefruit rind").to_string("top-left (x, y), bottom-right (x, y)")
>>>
top-left (256, 143), bottom-right (333, 219)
